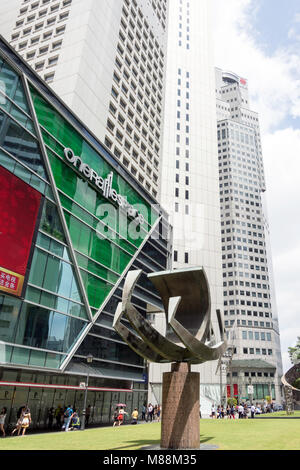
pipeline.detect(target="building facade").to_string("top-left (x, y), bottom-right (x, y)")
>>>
top-left (0, 0), bottom-right (169, 199)
top-left (0, 36), bottom-right (172, 429)
top-left (215, 68), bottom-right (283, 403)
top-left (148, 0), bottom-right (224, 416)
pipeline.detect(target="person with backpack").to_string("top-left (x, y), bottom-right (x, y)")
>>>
top-left (62, 405), bottom-right (73, 431)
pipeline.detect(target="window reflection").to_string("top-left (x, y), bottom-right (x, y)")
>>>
top-left (14, 303), bottom-right (87, 353)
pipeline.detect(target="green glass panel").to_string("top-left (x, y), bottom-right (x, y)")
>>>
top-left (0, 60), bottom-right (20, 100)
top-left (0, 92), bottom-right (12, 113)
top-left (28, 249), bottom-right (47, 287)
top-left (76, 252), bottom-right (119, 285)
top-left (80, 270), bottom-right (113, 310)
top-left (14, 78), bottom-right (31, 114)
top-left (36, 231), bottom-right (51, 251)
top-left (25, 285), bottom-right (41, 304)
top-left (13, 161), bottom-right (32, 185)
top-left (40, 290), bottom-right (56, 309)
top-left (28, 172), bottom-right (46, 194)
top-left (0, 149), bottom-right (16, 173)
top-left (0, 295), bottom-right (22, 343)
top-left (29, 349), bottom-right (46, 367)
top-left (45, 352), bottom-right (65, 368)
top-left (10, 103), bottom-right (28, 128)
top-left (0, 344), bottom-right (13, 363)
top-left (11, 347), bottom-right (30, 365)
top-left (39, 199), bottom-right (66, 242)
top-left (59, 191), bottom-right (137, 255)
top-left (0, 110), bottom-right (46, 179)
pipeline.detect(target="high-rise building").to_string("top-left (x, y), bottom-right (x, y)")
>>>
top-left (0, 0), bottom-right (168, 199)
top-left (215, 68), bottom-right (283, 403)
top-left (148, 0), bottom-right (224, 415)
top-left (0, 36), bottom-right (171, 428)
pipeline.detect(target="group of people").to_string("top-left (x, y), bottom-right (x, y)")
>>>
top-left (48, 404), bottom-right (91, 431)
top-left (142, 403), bottom-right (161, 422)
top-left (211, 403), bottom-right (261, 419)
top-left (112, 403), bottom-right (161, 427)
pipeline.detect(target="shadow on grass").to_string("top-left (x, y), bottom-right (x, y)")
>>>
top-left (112, 439), bottom-right (160, 450)
top-left (112, 435), bottom-right (214, 450)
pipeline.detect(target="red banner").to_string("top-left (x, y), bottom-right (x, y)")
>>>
top-left (233, 384), bottom-right (238, 396)
top-left (0, 165), bottom-right (42, 297)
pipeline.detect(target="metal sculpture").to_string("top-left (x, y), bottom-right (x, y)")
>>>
top-left (113, 267), bottom-right (227, 449)
top-left (113, 267), bottom-right (227, 365)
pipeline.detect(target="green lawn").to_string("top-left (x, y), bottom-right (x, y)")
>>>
top-left (1, 417), bottom-right (300, 451)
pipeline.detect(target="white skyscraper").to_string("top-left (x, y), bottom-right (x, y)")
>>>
top-left (0, 0), bottom-right (229, 413)
top-left (0, 0), bottom-right (168, 199)
top-left (148, 0), bottom-right (225, 415)
top-left (215, 68), bottom-right (283, 403)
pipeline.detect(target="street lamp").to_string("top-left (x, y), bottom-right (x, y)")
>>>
top-left (81, 353), bottom-right (93, 431)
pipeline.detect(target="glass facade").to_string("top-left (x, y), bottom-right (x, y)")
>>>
top-left (0, 39), bottom-right (171, 428)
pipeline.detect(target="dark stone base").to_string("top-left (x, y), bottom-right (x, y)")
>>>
top-left (161, 363), bottom-right (200, 449)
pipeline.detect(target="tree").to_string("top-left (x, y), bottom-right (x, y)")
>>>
top-left (288, 337), bottom-right (300, 365)
top-left (227, 397), bottom-right (237, 407)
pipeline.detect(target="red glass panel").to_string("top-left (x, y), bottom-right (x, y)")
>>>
top-left (0, 165), bottom-right (42, 296)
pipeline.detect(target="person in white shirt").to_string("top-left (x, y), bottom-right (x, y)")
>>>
top-left (0, 407), bottom-right (7, 437)
top-left (250, 404), bottom-right (256, 419)
top-left (238, 404), bottom-right (244, 419)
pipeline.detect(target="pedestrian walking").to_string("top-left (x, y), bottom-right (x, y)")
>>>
top-left (147, 403), bottom-right (154, 422)
top-left (131, 408), bottom-right (138, 424)
top-left (230, 405), bottom-right (235, 419)
top-left (55, 405), bottom-right (63, 429)
top-left (250, 404), bottom-right (256, 419)
top-left (20, 407), bottom-right (31, 436)
top-left (211, 404), bottom-right (216, 419)
top-left (112, 407), bottom-right (119, 427)
top-left (11, 406), bottom-right (26, 436)
top-left (153, 405), bottom-right (158, 421)
top-left (0, 407), bottom-right (7, 437)
top-left (238, 404), bottom-right (244, 419)
top-left (85, 405), bottom-right (91, 427)
top-left (62, 405), bottom-right (73, 431)
top-left (47, 407), bottom-right (54, 429)
top-left (156, 404), bottom-right (161, 422)
top-left (117, 406), bottom-right (127, 426)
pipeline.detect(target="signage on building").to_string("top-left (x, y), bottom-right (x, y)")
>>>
top-left (0, 165), bottom-right (42, 298)
top-left (63, 148), bottom-right (145, 225)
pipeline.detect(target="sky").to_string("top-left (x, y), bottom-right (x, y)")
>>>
top-left (212, 0), bottom-right (300, 374)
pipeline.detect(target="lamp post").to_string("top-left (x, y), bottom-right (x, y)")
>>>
top-left (81, 353), bottom-right (93, 431)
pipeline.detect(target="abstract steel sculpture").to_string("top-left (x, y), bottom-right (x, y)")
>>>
top-left (113, 267), bottom-right (227, 449)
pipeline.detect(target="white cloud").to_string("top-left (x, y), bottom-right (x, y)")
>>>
top-left (212, 0), bottom-right (300, 134)
top-left (212, 0), bottom-right (300, 373)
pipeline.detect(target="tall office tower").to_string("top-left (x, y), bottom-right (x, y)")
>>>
top-left (148, 0), bottom-right (224, 415)
top-left (215, 68), bottom-right (283, 403)
top-left (0, 0), bottom-right (168, 199)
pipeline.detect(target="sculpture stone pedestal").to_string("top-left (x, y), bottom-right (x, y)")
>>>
top-left (161, 362), bottom-right (200, 449)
